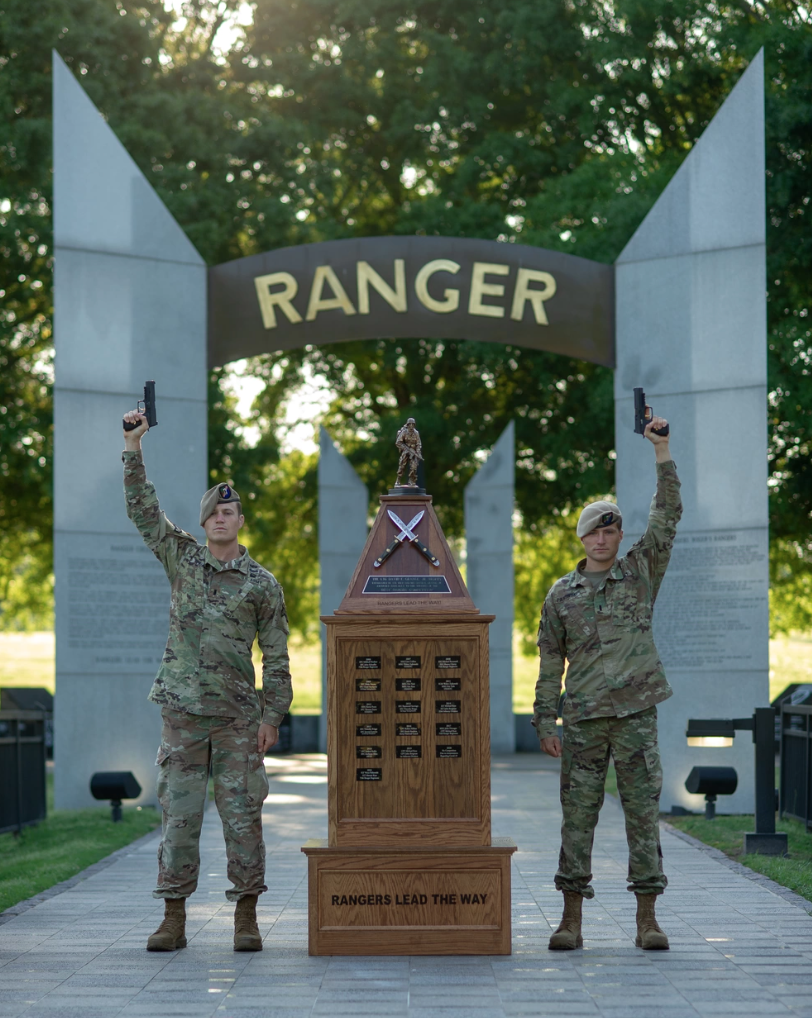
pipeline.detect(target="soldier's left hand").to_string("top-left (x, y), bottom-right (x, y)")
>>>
top-left (257, 723), bottom-right (278, 756)
top-left (644, 416), bottom-right (669, 444)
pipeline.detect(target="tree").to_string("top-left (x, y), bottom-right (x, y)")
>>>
top-left (2, 0), bottom-right (811, 633)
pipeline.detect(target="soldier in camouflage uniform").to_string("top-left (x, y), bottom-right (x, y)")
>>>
top-left (122, 410), bottom-right (293, 953)
top-left (533, 415), bottom-right (680, 951)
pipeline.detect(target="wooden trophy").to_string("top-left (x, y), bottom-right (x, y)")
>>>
top-left (302, 421), bottom-right (516, 955)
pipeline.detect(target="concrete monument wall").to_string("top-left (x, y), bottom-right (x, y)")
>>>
top-left (465, 422), bottom-right (516, 754)
top-left (52, 53), bottom-right (208, 808)
top-left (614, 51), bottom-right (767, 813)
top-left (318, 428), bottom-right (368, 750)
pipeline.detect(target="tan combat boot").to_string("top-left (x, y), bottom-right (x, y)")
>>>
top-left (548, 891), bottom-right (583, 950)
top-left (234, 895), bottom-right (263, 951)
top-left (635, 893), bottom-right (669, 950)
top-left (147, 898), bottom-right (187, 951)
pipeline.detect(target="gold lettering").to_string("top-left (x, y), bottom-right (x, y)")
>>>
top-left (468, 262), bottom-right (509, 318)
top-left (414, 259), bottom-right (461, 313)
top-left (357, 260), bottom-right (407, 314)
top-left (306, 265), bottom-right (357, 321)
top-left (510, 268), bottom-right (557, 325)
top-left (254, 272), bottom-right (302, 329)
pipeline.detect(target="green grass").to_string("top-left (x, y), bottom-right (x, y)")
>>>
top-left (0, 631), bottom-right (323, 713)
top-left (4, 630), bottom-right (812, 715)
top-left (512, 631), bottom-right (812, 714)
top-left (0, 774), bottom-right (161, 914)
top-left (667, 813), bottom-right (812, 905)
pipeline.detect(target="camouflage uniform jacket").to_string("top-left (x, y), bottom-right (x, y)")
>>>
top-left (533, 460), bottom-right (682, 740)
top-left (123, 450), bottom-right (292, 727)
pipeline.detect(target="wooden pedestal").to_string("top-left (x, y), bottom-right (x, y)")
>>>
top-left (302, 839), bottom-right (517, 955)
top-left (302, 491), bottom-right (516, 955)
top-left (325, 615), bottom-right (492, 847)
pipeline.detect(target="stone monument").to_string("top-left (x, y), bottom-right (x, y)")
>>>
top-left (52, 53), bottom-right (207, 807)
top-left (614, 51), bottom-right (768, 813)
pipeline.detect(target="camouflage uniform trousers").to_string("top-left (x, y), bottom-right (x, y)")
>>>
top-left (154, 708), bottom-right (269, 901)
top-left (556, 706), bottom-right (666, 898)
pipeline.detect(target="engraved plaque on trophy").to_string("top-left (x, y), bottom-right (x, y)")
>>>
top-left (356, 723), bottom-right (381, 737)
top-left (395, 677), bottom-right (421, 692)
top-left (356, 677), bottom-right (381, 692)
top-left (395, 700), bottom-right (421, 714)
top-left (395, 655), bottom-right (421, 669)
top-left (356, 701), bottom-right (381, 715)
top-left (396, 723), bottom-right (421, 737)
top-left (435, 677), bottom-right (461, 691)
top-left (395, 745), bottom-right (422, 759)
top-left (435, 700), bottom-right (461, 714)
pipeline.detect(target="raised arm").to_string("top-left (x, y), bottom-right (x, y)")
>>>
top-left (122, 411), bottom-right (194, 578)
top-left (625, 416), bottom-right (683, 596)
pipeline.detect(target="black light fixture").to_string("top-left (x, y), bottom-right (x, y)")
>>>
top-left (90, 771), bottom-right (142, 822)
top-left (685, 766), bottom-right (738, 819)
top-left (685, 708), bottom-right (787, 856)
top-left (685, 718), bottom-right (735, 748)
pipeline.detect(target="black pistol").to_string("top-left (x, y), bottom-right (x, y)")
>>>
top-left (123, 380), bottom-right (158, 431)
top-left (633, 387), bottom-right (669, 437)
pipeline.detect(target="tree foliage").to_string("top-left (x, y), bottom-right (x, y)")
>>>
top-left (1, 1), bottom-right (811, 633)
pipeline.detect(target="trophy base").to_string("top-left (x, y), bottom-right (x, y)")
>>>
top-left (302, 839), bottom-right (517, 955)
top-left (388, 485), bottom-right (427, 495)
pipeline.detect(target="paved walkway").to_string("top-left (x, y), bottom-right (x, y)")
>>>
top-left (2, 754), bottom-right (811, 1018)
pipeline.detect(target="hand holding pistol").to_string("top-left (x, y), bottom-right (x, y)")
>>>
top-left (633, 387), bottom-right (669, 438)
top-left (123, 381), bottom-right (158, 432)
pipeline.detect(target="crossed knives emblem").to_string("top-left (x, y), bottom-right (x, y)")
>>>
top-left (373, 509), bottom-right (440, 569)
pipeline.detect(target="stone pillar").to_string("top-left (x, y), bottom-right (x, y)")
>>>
top-left (52, 53), bottom-right (207, 808)
top-left (465, 422), bottom-right (515, 754)
top-left (614, 51), bottom-right (767, 813)
top-left (318, 428), bottom-right (368, 750)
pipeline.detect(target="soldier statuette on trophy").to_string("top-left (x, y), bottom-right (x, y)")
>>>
top-left (390, 417), bottom-right (425, 494)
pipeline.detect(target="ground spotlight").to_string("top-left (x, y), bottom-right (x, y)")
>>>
top-left (90, 771), bottom-right (142, 822)
top-left (685, 766), bottom-right (738, 819)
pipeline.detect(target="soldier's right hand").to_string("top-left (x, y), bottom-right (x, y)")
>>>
top-left (540, 736), bottom-right (562, 758)
top-left (123, 411), bottom-right (149, 445)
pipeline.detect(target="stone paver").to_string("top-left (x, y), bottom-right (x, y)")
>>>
top-left (1, 752), bottom-right (811, 1018)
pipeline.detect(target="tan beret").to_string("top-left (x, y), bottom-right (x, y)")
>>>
top-left (576, 500), bottom-right (622, 538)
top-left (200, 482), bottom-right (241, 526)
